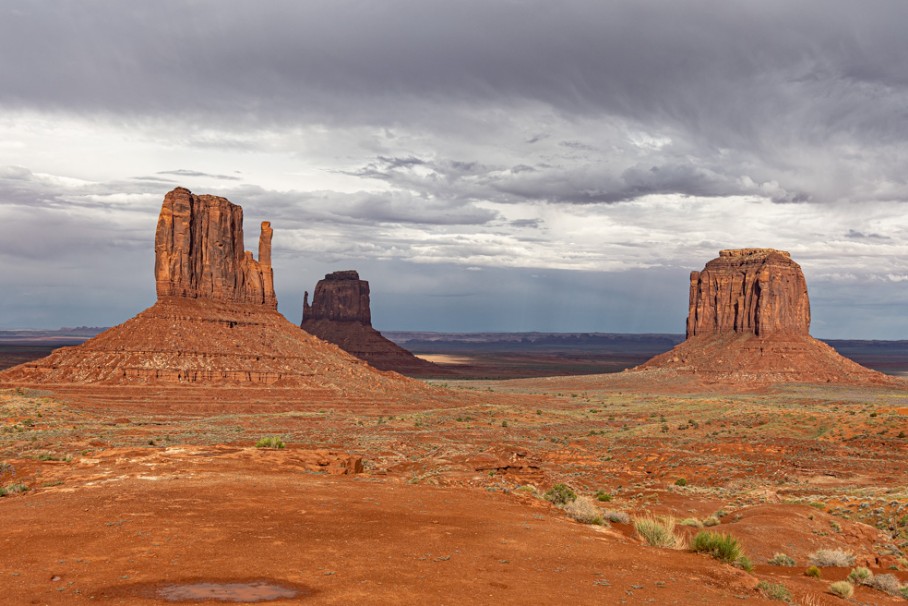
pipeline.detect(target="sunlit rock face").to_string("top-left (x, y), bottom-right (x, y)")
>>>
top-left (686, 248), bottom-right (810, 339)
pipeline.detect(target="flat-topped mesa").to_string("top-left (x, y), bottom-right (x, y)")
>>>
top-left (302, 270), bottom-right (371, 325)
top-left (301, 270), bottom-right (446, 376)
top-left (686, 248), bottom-right (810, 339)
top-left (154, 187), bottom-right (276, 308)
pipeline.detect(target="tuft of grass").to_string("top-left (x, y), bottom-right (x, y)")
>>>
top-left (756, 580), bottom-right (792, 602)
top-left (808, 548), bottom-right (855, 567)
top-left (846, 566), bottom-right (872, 584)
top-left (827, 581), bottom-right (854, 599)
top-left (634, 515), bottom-right (682, 549)
top-left (805, 566), bottom-right (822, 578)
top-left (595, 490), bottom-right (612, 502)
top-left (702, 515), bottom-right (721, 527)
top-left (544, 483), bottom-right (577, 505)
top-left (691, 531), bottom-right (744, 564)
top-left (769, 553), bottom-right (796, 567)
top-left (254, 436), bottom-right (286, 449)
top-left (603, 510), bottom-right (630, 524)
top-left (736, 555), bottom-right (753, 573)
top-left (680, 517), bottom-right (704, 528)
top-left (563, 496), bottom-right (603, 525)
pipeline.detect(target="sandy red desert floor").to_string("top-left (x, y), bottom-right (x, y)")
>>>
top-left (2, 373), bottom-right (908, 605)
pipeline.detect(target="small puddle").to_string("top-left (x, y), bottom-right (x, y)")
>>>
top-left (157, 581), bottom-right (303, 602)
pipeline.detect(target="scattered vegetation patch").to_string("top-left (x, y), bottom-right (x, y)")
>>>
top-left (756, 580), bottom-right (792, 602)
top-left (0, 483), bottom-right (29, 497)
top-left (769, 553), bottom-right (796, 567)
top-left (595, 490), bottom-right (612, 502)
top-left (846, 566), bottom-right (872, 584)
top-left (827, 581), bottom-right (854, 599)
top-left (254, 436), bottom-right (285, 449)
top-left (674, 478), bottom-right (688, 487)
top-left (680, 517), bottom-right (704, 528)
top-left (691, 531), bottom-right (749, 569)
top-left (563, 496), bottom-right (603, 525)
top-left (702, 515), bottom-right (721, 527)
top-left (544, 483), bottom-right (577, 506)
top-left (808, 548), bottom-right (855, 567)
top-left (634, 515), bottom-right (682, 549)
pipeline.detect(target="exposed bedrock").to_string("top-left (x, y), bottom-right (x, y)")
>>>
top-left (686, 248), bottom-right (810, 338)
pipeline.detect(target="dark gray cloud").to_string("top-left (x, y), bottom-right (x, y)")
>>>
top-left (2, 1), bottom-right (907, 207)
top-left (1, 1), bottom-right (907, 337)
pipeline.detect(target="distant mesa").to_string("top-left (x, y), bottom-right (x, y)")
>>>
top-left (639, 248), bottom-right (892, 385)
top-left (302, 271), bottom-right (446, 376)
top-left (0, 187), bottom-right (418, 391)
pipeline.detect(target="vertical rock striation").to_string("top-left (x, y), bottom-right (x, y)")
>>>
top-left (686, 249), bottom-right (810, 338)
top-left (154, 187), bottom-right (276, 307)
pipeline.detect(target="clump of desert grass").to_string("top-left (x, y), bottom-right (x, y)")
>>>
top-left (756, 580), bottom-right (792, 602)
top-left (691, 531), bottom-right (752, 571)
top-left (634, 515), bottom-right (683, 548)
top-left (255, 436), bottom-right (286, 449)
top-left (827, 581), bottom-right (854, 599)
top-left (769, 553), bottom-right (796, 567)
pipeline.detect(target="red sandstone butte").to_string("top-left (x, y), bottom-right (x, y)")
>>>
top-left (0, 188), bottom-right (420, 391)
top-left (302, 271), bottom-right (445, 376)
top-left (155, 187), bottom-right (276, 307)
top-left (639, 248), bottom-right (891, 385)
top-left (687, 248), bottom-right (810, 338)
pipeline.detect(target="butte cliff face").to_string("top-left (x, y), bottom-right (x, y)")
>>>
top-left (155, 187), bottom-right (276, 307)
top-left (640, 248), bottom-right (890, 385)
top-left (301, 271), bottom-right (445, 376)
top-left (0, 188), bottom-right (420, 391)
top-left (303, 270), bottom-right (371, 325)
top-left (686, 249), bottom-right (810, 338)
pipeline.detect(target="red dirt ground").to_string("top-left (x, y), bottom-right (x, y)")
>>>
top-left (2, 369), bottom-right (908, 605)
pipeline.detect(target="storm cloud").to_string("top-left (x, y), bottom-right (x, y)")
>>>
top-left (0, 1), bottom-right (906, 337)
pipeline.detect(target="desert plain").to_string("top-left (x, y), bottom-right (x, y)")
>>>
top-left (1, 355), bottom-right (908, 605)
top-left (2, 190), bottom-right (907, 606)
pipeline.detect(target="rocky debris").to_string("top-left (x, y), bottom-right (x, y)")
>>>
top-left (301, 271), bottom-right (446, 377)
top-left (0, 189), bottom-right (424, 390)
top-left (639, 249), bottom-right (893, 385)
top-left (687, 248), bottom-right (809, 338)
top-left (155, 187), bottom-right (276, 307)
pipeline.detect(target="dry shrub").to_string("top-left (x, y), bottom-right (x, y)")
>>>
top-left (563, 496), bottom-right (603, 525)
top-left (866, 573), bottom-right (903, 595)
top-left (808, 548), bottom-right (855, 567)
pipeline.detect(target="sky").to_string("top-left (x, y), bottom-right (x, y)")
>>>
top-left (1, 1), bottom-right (906, 339)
